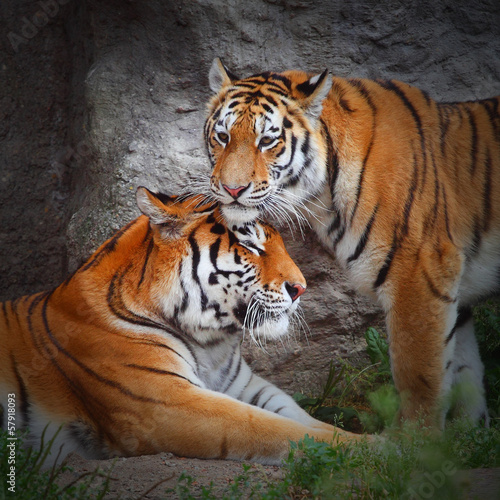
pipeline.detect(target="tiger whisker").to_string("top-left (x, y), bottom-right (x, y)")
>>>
top-left (277, 190), bottom-right (329, 229)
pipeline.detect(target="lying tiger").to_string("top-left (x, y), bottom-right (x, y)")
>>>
top-left (205, 59), bottom-right (500, 428)
top-left (0, 188), bottom-right (365, 464)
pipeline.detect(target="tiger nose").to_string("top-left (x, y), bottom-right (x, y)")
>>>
top-left (285, 283), bottom-right (306, 302)
top-left (223, 184), bottom-right (249, 199)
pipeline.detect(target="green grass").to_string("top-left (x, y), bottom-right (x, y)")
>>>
top-left (0, 426), bottom-right (112, 500)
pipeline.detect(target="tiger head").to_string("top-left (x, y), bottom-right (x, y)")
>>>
top-left (204, 58), bottom-right (332, 226)
top-left (135, 187), bottom-right (306, 343)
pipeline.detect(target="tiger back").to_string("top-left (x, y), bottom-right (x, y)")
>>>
top-left (0, 187), bottom-right (367, 465)
top-left (205, 58), bottom-right (500, 427)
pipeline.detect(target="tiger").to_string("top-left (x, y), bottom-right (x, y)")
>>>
top-left (0, 187), bottom-right (368, 466)
top-left (205, 58), bottom-right (500, 428)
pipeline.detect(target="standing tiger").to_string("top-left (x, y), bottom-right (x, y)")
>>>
top-left (0, 188), bottom-right (363, 465)
top-left (205, 58), bottom-right (500, 427)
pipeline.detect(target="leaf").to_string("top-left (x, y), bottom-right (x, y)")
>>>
top-left (314, 405), bottom-right (358, 424)
top-left (365, 327), bottom-right (391, 376)
top-left (296, 397), bottom-right (321, 410)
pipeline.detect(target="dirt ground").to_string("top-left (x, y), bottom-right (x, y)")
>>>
top-left (56, 451), bottom-right (500, 499)
top-left (57, 452), bottom-right (284, 499)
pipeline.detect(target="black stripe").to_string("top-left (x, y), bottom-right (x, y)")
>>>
top-left (276, 134), bottom-right (297, 172)
top-left (263, 84), bottom-right (290, 99)
top-left (268, 73), bottom-right (292, 90)
top-left (224, 354), bottom-right (243, 393)
top-left (445, 308), bottom-right (472, 345)
top-left (332, 224), bottom-right (346, 251)
top-left (347, 80), bottom-right (377, 222)
top-left (480, 97), bottom-right (500, 126)
top-left (300, 129), bottom-right (310, 155)
top-left (468, 217), bottom-right (482, 258)
top-left (11, 354), bottom-right (30, 426)
top-left (422, 270), bottom-right (454, 303)
top-left (283, 117), bottom-right (292, 129)
top-left (442, 186), bottom-right (454, 243)
top-left (331, 80), bottom-right (355, 113)
top-left (125, 363), bottom-right (199, 386)
top-left (2, 302), bottom-right (9, 329)
top-left (208, 107), bottom-right (221, 126)
top-left (320, 118), bottom-right (339, 199)
top-left (217, 345), bottom-right (239, 392)
top-left (374, 238), bottom-right (397, 289)
top-left (377, 80), bottom-right (428, 192)
top-left (26, 291), bottom-right (51, 353)
top-left (106, 265), bottom-right (197, 363)
top-left (438, 105), bottom-right (452, 156)
top-left (24, 292), bottom-right (117, 428)
top-left (131, 340), bottom-right (191, 365)
top-left (261, 93), bottom-right (279, 107)
top-left (249, 387), bottom-right (266, 407)
top-left (347, 204), bottom-right (379, 264)
top-left (188, 233), bottom-right (208, 311)
top-left (327, 213), bottom-right (341, 235)
top-left (209, 238), bottom-right (221, 269)
top-left (108, 267), bottom-right (166, 330)
top-left (261, 103), bottom-right (273, 114)
top-left (424, 144), bottom-right (441, 233)
top-left (137, 230), bottom-right (154, 289)
top-left (418, 374), bottom-right (431, 389)
top-left (372, 151), bottom-right (418, 289)
top-left (464, 106), bottom-right (479, 175)
top-left (234, 82), bottom-right (260, 90)
top-left (420, 88), bottom-right (432, 107)
top-left (261, 394), bottom-right (276, 410)
top-left (400, 154), bottom-right (419, 239)
top-left (40, 291), bottom-right (163, 404)
top-left (80, 219), bottom-right (138, 272)
top-left (482, 149), bottom-right (492, 232)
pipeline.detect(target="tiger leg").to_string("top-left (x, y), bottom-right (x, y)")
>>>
top-left (109, 385), bottom-right (364, 464)
top-left (443, 308), bottom-right (489, 426)
top-left (386, 275), bottom-right (459, 427)
top-left (231, 361), bottom-right (333, 430)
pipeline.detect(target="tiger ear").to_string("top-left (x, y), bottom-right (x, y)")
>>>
top-left (136, 187), bottom-right (217, 235)
top-left (209, 58), bottom-right (239, 93)
top-left (295, 69), bottom-right (332, 122)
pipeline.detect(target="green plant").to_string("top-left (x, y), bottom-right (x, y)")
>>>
top-left (293, 361), bottom-right (359, 429)
top-left (474, 299), bottom-right (500, 420)
top-left (0, 426), bottom-right (112, 500)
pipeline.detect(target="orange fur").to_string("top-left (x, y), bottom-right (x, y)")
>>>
top-left (1, 189), bottom-right (365, 464)
top-left (206, 59), bottom-right (500, 426)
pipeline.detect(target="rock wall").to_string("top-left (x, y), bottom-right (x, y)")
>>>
top-left (1, 0), bottom-right (499, 392)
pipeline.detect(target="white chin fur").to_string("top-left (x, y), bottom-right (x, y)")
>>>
top-left (251, 315), bottom-right (290, 341)
top-left (221, 204), bottom-right (260, 226)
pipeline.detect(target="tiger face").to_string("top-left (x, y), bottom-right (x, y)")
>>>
top-left (136, 188), bottom-right (306, 343)
top-left (205, 59), bottom-right (332, 226)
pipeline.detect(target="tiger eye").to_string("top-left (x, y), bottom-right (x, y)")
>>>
top-left (259, 136), bottom-right (275, 148)
top-left (217, 132), bottom-right (229, 144)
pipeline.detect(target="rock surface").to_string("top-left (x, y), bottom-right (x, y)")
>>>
top-left (1, 0), bottom-right (500, 394)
